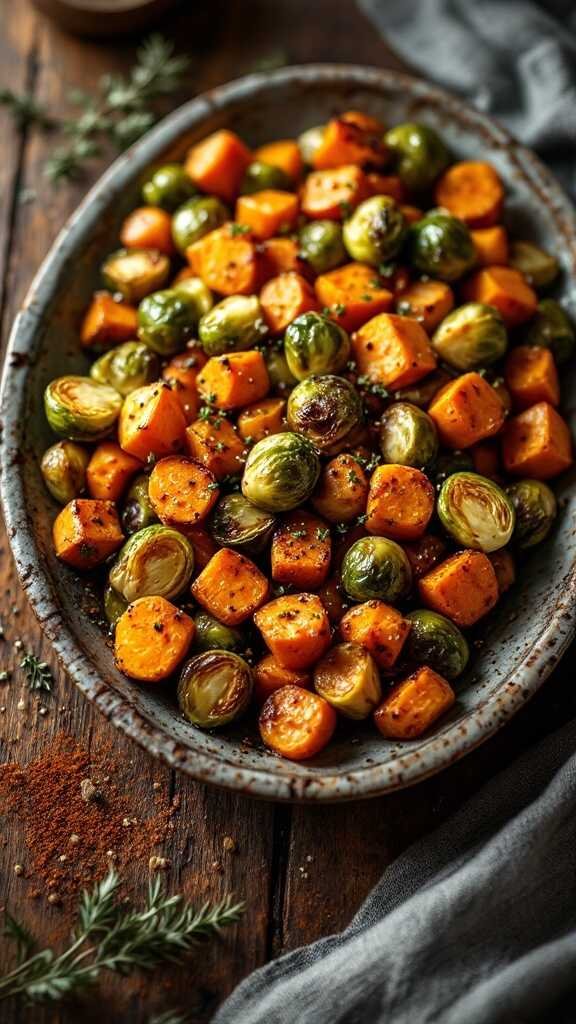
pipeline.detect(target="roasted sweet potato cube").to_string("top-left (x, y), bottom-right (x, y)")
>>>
top-left (374, 666), bottom-right (455, 739)
top-left (185, 129), bottom-right (251, 202)
top-left (502, 401), bottom-right (572, 479)
top-left (197, 351), bottom-right (269, 410)
top-left (81, 292), bottom-right (138, 348)
top-left (418, 550), bottom-right (499, 628)
top-left (185, 416), bottom-right (246, 479)
top-left (253, 593), bottom-right (331, 670)
top-left (428, 372), bottom-right (505, 449)
top-left (366, 465), bottom-right (435, 541)
top-left (86, 443), bottom-right (142, 501)
top-left (191, 547), bottom-right (269, 626)
top-left (340, 600), bottom-right (410, 669)
top-left (53, 499), bottom-right (123, 569)
top-left (351, 312), bottom-right (437, 389)
top-left (271, 511), bottom-right (331, 589)
top-left (462, 265), bottom-right (537, 327)
top-left (505, 346), bottom-right (560, 411)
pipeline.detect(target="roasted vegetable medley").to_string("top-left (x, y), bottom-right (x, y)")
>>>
top-left (41, 111), bottom-right (574, 761)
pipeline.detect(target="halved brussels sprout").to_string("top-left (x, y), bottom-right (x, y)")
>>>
top-left (170, 275), bottom-right (213, 318)
top-left (101, 248), bottom-right (170, 303)
top-left (265, 345), bottom-right (298, 393)
top-left (525, 299), bottom-right (575, 365)
top-left (241, 431), bottom-right (320, 512)
top-left (199, 295), bottom-right (268, 356)
top-left (286, 374), bottom-right (363, 453)
top-left (408, 210), bottom-right (476, 282)
top-left (384, 122), bottom-right (450, 191)
top-left (298, 124), bottom-right (326, 164)
top-left (109, 524), bottom-right (194, 602)
top-left (177, 650), bottom-right (253, 728)
top-left (298, 220), bottom-right (346, 274)
top-left (438, 472), bottom-right (515, 552)
top-left (142, 163), bottom-right (196, 210)
top-left (313, 642), bottom-right (382, 720)
top-left (172, 196), bottom-right (229, 253)
top-left (433, 450), bottom-right (474, 485)
top-left (509, 240), bottom-right (559, 289)
top-left (91, 341), bottom-right (160, 397)
top-left (284, 311), bottom-right (350, 380)
top-left (40, 440), bottom-right (89, 504)
top-left (137, 289), bottom-right (199, 355)
top-left (343, 195), bottom-right (407, 266)
top-left (341, 536), bottom-right (412, 604)
top-left (104, 584), bottom-right (128, 627)
top-left (193, 613), bottom-right (246, 655)
top-left (507, 479), bottom-right (557, 549)
top-left (431, 302), bottom-right (508, 371)
top-left (379, 402), bottom-right (438, 469)
top-left (44, 376), bottom-right (122, 442)
top-left (240, 160), bottom-right (292, 193)
top-left (405, 609), bottom-right (469, 680)
top-left (121, 474), bottom-right (158, 535)
top-left (210, 493), bottom-right (276, 554)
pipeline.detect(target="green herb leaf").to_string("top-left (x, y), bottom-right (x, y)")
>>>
top-left (20, 654), bottom-right (53, 693)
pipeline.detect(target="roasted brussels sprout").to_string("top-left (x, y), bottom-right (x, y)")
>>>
top-left (314, 642), bottom-right (382, 719)
top-left (210, 493), bottom-right (276, 554)
top-left (509, 240), bottom-right (559, 289)
top-left (177, 650), bottom-right (253, 727)
top-left (121, 474), bottom-right (158, 535)
top-left (438, 472), bottom-right (515, 552)
top-left (342, 195), bottom-right (407, 266)
top-left (298, 220), bottom-right (346, 273)
top-left (241, 431), bottom-right (320, 512)
top-left (298, 124), bottom-right (325, 164)
top-left (137, 289), bottom-right (199, 355)
top-left (193, 613), bottom-right (246, 654)
top-left (507, 479), bottom-right (557, 549)
top-left (379, 402), bottom-right (438, 469)
top-left (284, 311), bottom-right (350, 380)
top-left (240, 160), bottom-right (291, 193)
top-left (171, 196), bottom-right (228, 253)
top-left (384, 122), bottom-right (450, 191)
top-left (199, 295), bottom-right (268, 356)
top-left (433, 450), bottom-right (474, 485)
top-left (525, 299), bottom-right (575, 365)
top-left (44, 376), bottom-right (122, 442)
top-left (431, 302), bottom-right (508, 371)
top-left (40, 440), bottom-right (89, 504)
top-left (91, 341), bottom-right (160, 396)
top-left (109, 524), bottom-right (194, 603)
top-left (104, 584), bottom-right (128, 627)
top-left (170, 275), bottom-right (213, 317)
top-left (341, 536), bottom-right (412, 604)
top-left (405, 609), bottom-right (469, 680)
top-left (101, 248), bottom-right (170, 303)
top-left (286, 375), bottom-right (363, 453)
top-left (408, 210), bottom-right (476, 282)
top-left (142, 163), bottom-right (196, 210)
top-left (265, 346), bottom-right (298, 393)
top-left (394, 368), bottom-right (452, 409)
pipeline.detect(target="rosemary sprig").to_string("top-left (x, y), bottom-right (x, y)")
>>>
top-left (0, 870), bottom-right (243, 1004)
top-left (20, 653), bottom-right (53, 693)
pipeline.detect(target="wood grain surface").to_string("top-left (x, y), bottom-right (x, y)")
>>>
top-left (0, 3), bottom-right (574, 1022)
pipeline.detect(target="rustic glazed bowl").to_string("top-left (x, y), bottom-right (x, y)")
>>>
top-left (2, 65), bottom-right (576, 801)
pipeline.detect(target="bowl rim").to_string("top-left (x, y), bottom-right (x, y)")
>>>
top-left (2, 62), bottom-right (576, 802)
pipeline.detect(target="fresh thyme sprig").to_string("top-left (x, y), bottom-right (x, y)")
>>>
top-left (0, 88), bottom-right (54, 130)
top-left (20, 653), bottom-right (53, 693)
top-left (0, 870), bottom-right (244, 1004)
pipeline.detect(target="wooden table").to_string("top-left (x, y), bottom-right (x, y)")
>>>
top-left (1, 3), bottom-right (575, 1021)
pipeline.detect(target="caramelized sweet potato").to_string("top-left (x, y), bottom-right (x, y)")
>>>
top-left (119, 383), bottom-right (187, 460)
top-left (191, 547), bottom-right (269, 626)
top-left (236, 190), bottom-right (299, 240)
top-left (253, 656), bottom-right (311, 704)
top-left (374, 666), bottom-right (455, 739)
top-left (366, 464), bottom-right (435, 540)
top-left (315, 263), bottom-right (393, 332)
top-left (237, 397), bottom-right (286, 443)
top-left (312, 454), bottom-right (369, 523)
top-left (418, 550), bottom-right (499, 627)
top-left (185, 415), bottom-right (246, 479)
top-left (502, 401), bottom-right (572, 479)
top-left (162, 349), bottom-right (207, 424)
top-left (254, 593), bottom-right (331, 670)
top-left (114, 596), bottom-right (194, 682)
top-left (86, 443), bottom-right (142, 502)
top-left (340, 600), bottom-right (411, 669)
top-left (428, 372), bottom-right (505, 449)
top-left (312, 111), bottom-right (387, 170)
top-left (53, 499), bottom-right (123, 569)
top-left (197, 351), bottom-right (269, 410)
top-left (259, 685), bottom-right (336, 760)
top-left (260, 271), bottom-right (318, 333)
top-left (148, 455), bottom-right (218, 526)
top-left (254, 140), bottom-right (303, 181)
top-left (435, 161), bottom-right (504, 227)
top-left (505, 345), bottom-right (560, 411)
top-left (396, 280), bottom-right (454, 333)
top-left (185, 129), bottom-right (251, 202)
top-left (120, 206), bottom-right (174, 255)
top-left (352, 312), bottom-right (437, 389)
top-left (462, 266), bottom-right (537, 327)
top-left (301, 165), bottom-right (368, 220)
top-left (271, 511), bottom-right (332, 589)
top-left (187, 223), bottom-right (263, 296)
top-left (471, 226), bottom-right (509, 266)
top-left (81, 292), bottom-right (138, 349)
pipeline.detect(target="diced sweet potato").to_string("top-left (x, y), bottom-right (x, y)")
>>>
top-left (254, 593), bottom-right (331, 670)
top-left (86, 443), bottom-right (142, 501)
top-left (253, 655), bottom-right (311, 704)
top-left (312, 112), bottom-right (387, 170)
top-left (259, 685), bottom-right (336, 760)
top-left (271, 511), bottom-right (331, 589)
top-left (162, 349), bottom-right (207, 424)
top-left (505, 345), bottom-right (560, 411)
top-left (114, 596), bottom-right (194, 682)
top-left (237, 397), bottom-right (286, 443)
top-left (301, 165), bottom-right (368, 220)
top-left (187, 223), bottom-right (263, 296)
top-left (502, 401), bottom-right (572, 479)
top-left (53, 499), bottom-right (123, 569)
top-left (396, 280), bottom-right (454, 333)
top-left (191, 547), bottom-right (269, 626)
top-left (197, 351), bottom-right (269, 410)
top-left (185, 129), bottom-right (251, 202)
top-left (315, 263), bottom-right (393, 332)
top-left (340, 600), bottom-right (410, 669)
top-left (254, 140), bottom-right (303, 181)
top-left (435, 161), bottom-right (504, 227)
top-left (351, 312), bottom-right (437, 389)
top-left (471, 226), bottom-right (509, 266)
top-left (374, 666), bottom-right (455, 739)
top-left (418, 550), bottom-right (499, 627)
top-left (260, 237), bottom-right (309, 280)
top-left (148, 455), bottom-right (218, 526)
top-left (185, 415), bottom-right (246, 479)
top-left (119, 383), bottom-right (187, 460)
top-left (428, 372), bottom-right (505, 449)
top-left (236, 190), bottom-right (299, 240)
top-left (80, 292), bottom-right (138, 349)
top-left (462, 266), bottom-right (537, 327)
top-left (366, 464), bottom-right (435, 541)
top-left (311, 454), bottom-right (369, 522)
top-left (120, 206), bottom-right (174, 255)
top-left (260, 271), bottom-right (318, 333)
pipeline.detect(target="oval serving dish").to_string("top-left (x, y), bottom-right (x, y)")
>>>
top-left (2, 64), bottom-right (576, 801)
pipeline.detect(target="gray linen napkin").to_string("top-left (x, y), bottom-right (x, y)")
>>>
top-left (214, 4), bottom-right (576, 1021)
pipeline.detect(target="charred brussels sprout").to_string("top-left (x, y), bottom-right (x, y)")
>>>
top-left (298, 220), bottom-right (346, 274)
top-left (432, 303), bottom-right (508, 371)
top-left (121, 474), bottom-right (158, 535)
top-left (44, 376), bottom-right (122, 442)
top-left (433, 450), bottom-right (474, 485)
top-left (405, 609), bottom-right (469, 680)
top-left (172, 195), bottom-right (228, 253)
top-left (343, 195), bottom-right (407, 266)
top-left (91, 341), bottom-right (160, 397)
top-left (298, 124), bottom-right (326, 164)
top-left (507, 479), bottom-right (557, 549)
top-left (40, 441), bottom-right (89, 504)
top-left (438, 472), bottom-right (515, 552)
top-left (170, 275), bottom-right (213, 317)
top-left (101, 248), bottom-right (171, 303)
top-left (142, 163), bottom-right (196, 210)
top-left (240, 160), bottom-right (291, 193)
top-left (104, 584), bottom-right (128, 627)
top-left (509, 240), bottom-right (559, 289)
top-left (525, 299), bottom-right (575, 365)
top-left (284, 311), bottom-right (350, 380)
top-left (314, 642), bottom-right (382, 719)
top-left (137, 288), bottom-right (199, 355)
top-left (109, 524), bottom-right (194, 603)
top-left (193, 613), bottom-right (246, 655)
top-left (341, 536), bottom-right (412, 604)
top-left (241, 432), bottom-right (320, 512)
top-left (287, 375), bottom-right (363, 453)
top-left (177, 650), bottom-right (253, 728)
top-left (199, 295), bottom-right (268, 356)
top-left (408, 210), bottom-right (475, 282)
top-left (210, 493), bottom-right (276, 554)
top-left (379, 402), bottom-right (438, 469)
top-left (384, 122), bottom-right (450, 191)
top-left (265, 346), bottom-right (298, 393)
